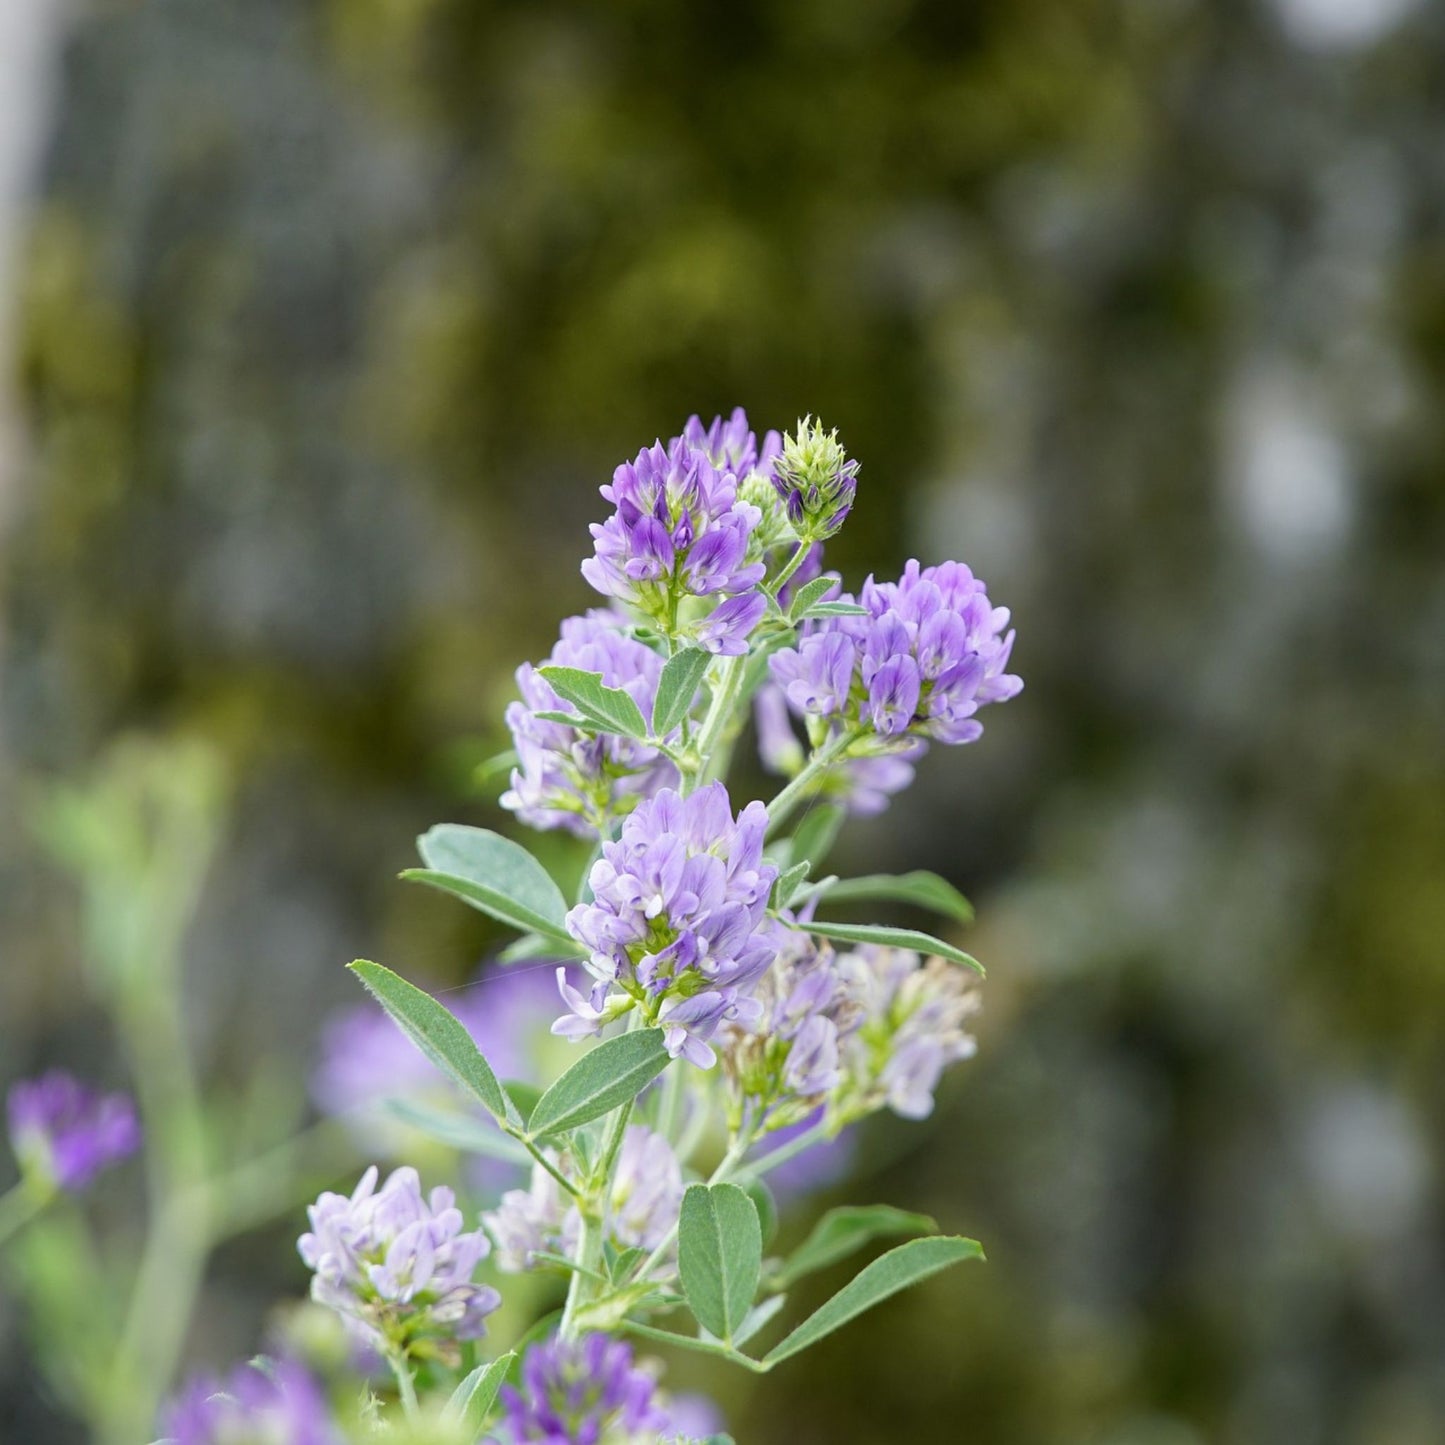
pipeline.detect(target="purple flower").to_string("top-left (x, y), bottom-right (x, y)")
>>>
top-left (298, 1165), bottom-right (500, 1353)
top-left (6, 1071), bottom-right (140, 1193)
top-left (581, 415), bottom-right (773, 654)
top-left (834, 947), bottom-right (981, 1121)
top-left (503, 612), bottom-right (679, 837)
top-left (693, 590), bottom-right (767, 656)
top-left (160, 1359), bottom-right (340, 1445)
top-left (498, 1334), bottom-right (670, 1445)
top-left (768, 558), bottom-right (1022, 747)
top-left (484, 1125), bottom-right (682, 1273)
top-left (559, 784), bottom-right (777, 1068)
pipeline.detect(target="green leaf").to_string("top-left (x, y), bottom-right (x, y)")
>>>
top-left (762, 1236), bottom-right (983, 1367)
top-left (502, 1081), bottom-right (544, 1128)
top-left (443, 1352), bottom-right (515, 1436)
top-left (381, 1098), bottom-right (529, 1163)
top-left (787, 805), bottom-right (845, 873)
top-left (793, 920), bottom-right (983, 976)
top-left (473, 749), bottom-right (519, 784)
top-left (800, 600), bottom-right (869, 618)
top-left (623, 1320), bottom-right (766, 1372)
top-left (771, 860), bottom-right (811, 911)
top-left (770, 1205), bottom-right (937, 1289)
top-left (608, 1245), bottom-right (647, 1283)
top-left (528, 1029), bottom-right (671, 1138)
top-left (410, 824), bottom-right (572, 938)
top-left (404, 868), bottom-right (583, 951)
top-left (786, 575), bottom-right (839, 621)
top-left (348, 961), bottom-right (517, 1125)
top-left (538, 666), bottom-right (649, 740)
top-left (730, 1293), bottom-right (787, 1348)
top-left (679, 1183), bottom-right (762, 1344)
top-left (810, 871), bottom-right (973, 924)
top-left (498, 933), bottom-right (564, 963)
top-left (744, 1178), bottom-right (779, 1249)
top-left (532, 709), bottom-right (600, 730)
top-left (651, 647), bottom-right (710, 736)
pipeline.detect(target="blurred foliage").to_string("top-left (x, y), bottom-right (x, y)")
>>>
top-left (3, 0), bottom-right (1445, 1441)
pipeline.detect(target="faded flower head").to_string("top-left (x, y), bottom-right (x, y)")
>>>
top-left (6, 1071), bottom-right (140, 1193)
top-left (582, 412), bottom-right (772, 652)
top-left (770, 558), bottom-right (1022, 746)
top-left (770, 416), bottom-right (860, 541)
top-left (485, 1124), bottom-right (683, 1274)
top-left (298, 1165), bottom-right (499, 1354)
top-left (496, 1334), bottom-right (672, 1445)
top-left (833, 946), bottom-right (981, 1121)
top-left (719, 921), bottom-right (860, 1133)
top-left (559, 783), bottom-right (777, 1068)
top-left (160, 1359), bottom-right (341, 1445)
top-left (504, 612), bottom-right (679, 837)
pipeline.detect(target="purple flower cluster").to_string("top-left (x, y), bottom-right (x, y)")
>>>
top-left (582, 411), bottom-right (776, 654)
top-left (484, 1125), bottom-right (682, 1274)
top-left (834, 946), bottom-right (982, 1121)
top-left (6, 1071), bottom-right (140, 1193)
top-left (499, 1334), bottom-right (712, 1445)
top-left (503, 612), bottom-right (680, 836)
top-left (298, 1165), bottom-right (500, 1350)
top-left (160, 1360), bottom-right (340, 1445)
top-left (558, 784), bottom-right (777, 1067)
top-left (770, 558), bottom-right (1022, 746)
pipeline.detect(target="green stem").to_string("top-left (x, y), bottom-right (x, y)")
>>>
top-left (739, 1118), bottom-right (833, 1180)
top-left (764, 730), bottom-right (856, 837)
top-left (767, 540), bottom-right (812, 602)
top-left (0, 1180), bottom-right (50, 1248)
top-left (385, 1345), bottom-right (420, 1420)
top-left (687, 656), bottom-right (747, 792)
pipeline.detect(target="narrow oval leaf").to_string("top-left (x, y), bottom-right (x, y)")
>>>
top-left (348, 961), bottom-right (516, 1125)
top-left (651, 647), bottom-right (710, 736)
top-left (381, 1098), bottom-right (530, 1163)
top-left (771, 1204), bottom-right (937, 1289)
top-left (814, 871), bottom-right (973, 924)
top-left (416, 825), bottom-right (569, 928)
top-left (786, 575), bottom-right (839, 621)
top-left (800, 600), bottom-right (869, 618)
top-left (794, 920), bottom-right (983, 976)
top-left (402, 870), bottom-right (581, 951)
top-left (771, 860), bottom-right (811, 911)
top-left (538, 666), bottom-right (650, 740)
top-left (528, 1029), bottom-right (671, 1138)
top-left (762, 1235), bottom-right (983, 1367)
top-left (679, 1183), bottom-right (762, 1344)
top-left (443, 1352), bottom-right (515, 1436)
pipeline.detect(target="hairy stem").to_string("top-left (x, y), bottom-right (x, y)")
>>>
top-left (764, 729), bottom-right (856, 837)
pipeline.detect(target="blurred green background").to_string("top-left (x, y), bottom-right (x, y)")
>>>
top-left (3, 0), bottom-right (1444, 1441)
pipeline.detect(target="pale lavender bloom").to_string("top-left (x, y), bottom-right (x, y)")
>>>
top-left (298, 1165), bottom-right (500, 1348)
top-left (498, 1334), bottom-right (671, 1445)
top-left (679, 406), bottom-right (780, 481)
top-left (6, 1071), bottom-right (140, 1193)
top-left (160, 1359), bottom-right (340, 1445)
top-left (503, 612), bottom-right (678, 837)
top-left (560, 784), bottom-right (777, 1068)
top-left (662, 1393), bottom-right (727, 1442)
top-left (835, 947), bottom-right (981, 1121)
top-left (768, 558), bottom-right (1021, 747)
top-left (484, 1126), bottom-right (682, 1272)
top-left (694, 590), bottom-right (767, 656)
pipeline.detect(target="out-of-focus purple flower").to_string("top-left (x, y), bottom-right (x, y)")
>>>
top-left (485, 1125), bottom-right (682, 1274)
top-left (503, 612), bottom-right (679, 837)
top-left (770, 418), bottom-right (859, 542)
top-left (753, 1110), bottom-right (857, 1204)
top-left (559, 784), bottom-right (777, 1068)
top-left (160, 1359), bottom-right (341, 1445)
top-left (6, 1071), bottom-right (140, 1193)
top-left (834, 947), bottom-right (981, 1121)
top-left (498, 1334), bottom-right (671, 1445)
top-left (298, 1165), bottom-right (500, 1353)
top-left (768, 558), bottom-right (1022, 748)
top-left (661, 1392), bottom-right (727, 1443)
